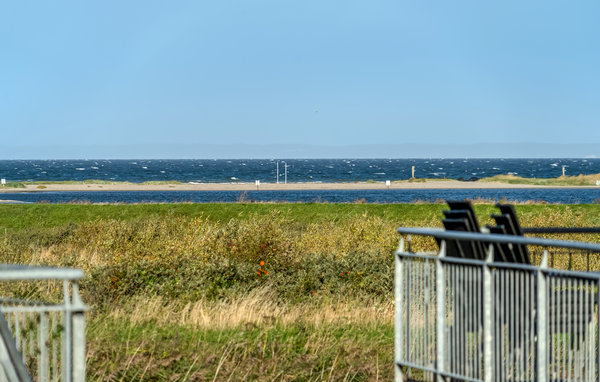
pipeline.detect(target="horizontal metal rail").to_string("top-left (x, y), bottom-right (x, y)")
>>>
top-left (396, 227), bottom-right (600, 252)
top-left (0, 265), bottom-right (83, 281)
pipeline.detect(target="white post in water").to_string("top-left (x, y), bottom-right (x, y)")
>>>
top-left (411, 166), bottom-right (415, 179)
top-left (276, 162), bottom-right (279, 184)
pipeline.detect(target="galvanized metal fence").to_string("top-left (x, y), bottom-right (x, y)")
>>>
top-left (0, 265), bottom-right (86, 382)
top-left (395, 228), bottom-right (600, 382)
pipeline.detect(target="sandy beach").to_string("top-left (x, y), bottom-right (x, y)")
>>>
top-left (1, 180), bottom-right (597, 193)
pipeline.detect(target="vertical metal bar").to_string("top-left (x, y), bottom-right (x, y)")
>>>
top-left (29, 313), bottom-right (34, 359)
top-left (549, 276), bottom-right (554, 379)
top-left (427, 259), bottom-right (431, 367)
top-left (51, 312), bottom-right (58, 382)
top-left (584, 279), bottom-right (588, 381)
top-left (495, 271), bottom-right (500, 382)
top-left (458, 264), bottom-right (463, 377)
top-left (436, 241), bottom-right (446, 381)
top-left (524, 271), bottom-right (530, 380)
top-left (39, 312), bottom-right (49, 382)
top-left (421, 260), bottom-right (425, 365)
top-left (537, 249), bottom-right (548, 382)
top-left (589, 279), bottom-right (594, 382)
top-left (518, 270), bottom-right (524, 380)
top-left (508, 268), bottom-right (513, 380)
top-left (500, 269), bottom-right (505, 381)
top-left (596, 276), bottom-right (600, 382)
top-left (468, 265), bottom-right (473, 379)
top-left (562, 277), bottom-right (567, 381)
top-left (71, 282), bottom-right (86, 382)
top-left (568, 278), bottom-right (572, 381)
top-left (461, 265), bottom-right (466, 378)
top-left (528, 271), bottom-right (533, 381)
top-left (23, 312), bottom-right (28, 365)
top-left (431, 259), bottom-right (435, 369)
top-left (15, 312), bottom-right (20, 352)
top-left (424, 260), bottom-right (429, 367)
top-left (590, 278), bottom-right (595, 382)
top-left (477, 267), bottom-right (482, 380)
top-left (592, 278), bottom-right (597, 382)
top-left (556, 276), bottom-right (560, 380)
top-left (483, 244), bottom-right (494, 382)
top-left (453, 264), bottom-right (457, 376)
top-left (395, 239), bottom-right (406, 382)
top-left (62, 280), bottom-right (72, 382)
top-left (579, 280), bottom-right (583, 381)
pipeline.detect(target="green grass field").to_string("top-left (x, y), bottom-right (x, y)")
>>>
top-left (1, 203), bottom-right (599, 380)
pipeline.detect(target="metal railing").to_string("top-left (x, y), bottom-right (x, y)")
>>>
top-left (395, 228), bottom-right (600, 382)
top-left (0, 265), bottom-right (86, 382)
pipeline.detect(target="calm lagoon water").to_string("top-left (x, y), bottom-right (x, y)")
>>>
top-left (1, 188), bottom-right (599, 204)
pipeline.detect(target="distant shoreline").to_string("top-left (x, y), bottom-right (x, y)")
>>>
top-left (1, 180), bottom-right (599, 193)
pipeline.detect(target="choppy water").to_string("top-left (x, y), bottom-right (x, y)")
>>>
top-left (1, 159), bottom-right (599, 183)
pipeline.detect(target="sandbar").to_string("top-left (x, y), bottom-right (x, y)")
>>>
top-left (1, 181), bottom-right (598, 193)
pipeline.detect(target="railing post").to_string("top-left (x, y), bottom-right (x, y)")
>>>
top-left (537, 250), bottom-right (548, 382)
top-left (395, 238), bottom-right (406, 382)
top-left (483, 244), bottom-right (494, 382)
top-left (71, 282), bottom-right (86, 382)
top-left (436, 240), bottom-right (446, 381)
top-left (62, 280), bottom-right (72, 382)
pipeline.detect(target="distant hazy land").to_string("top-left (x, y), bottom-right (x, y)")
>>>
top-left (0, 142), bottom-right (599, 159)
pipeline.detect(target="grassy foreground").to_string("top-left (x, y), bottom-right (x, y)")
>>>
top-left (1, 203), bottom-right (600, 381)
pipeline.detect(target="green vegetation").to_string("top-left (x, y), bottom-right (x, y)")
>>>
top-left (1, 203), bottom-right (599, 380)
top-left (480, 173), bottom-right (600, 186)
top-left (1, 181), bottom-right (26, 188)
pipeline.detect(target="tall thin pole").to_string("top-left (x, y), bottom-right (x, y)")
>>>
top-left (276, 161), bottom-right (279, 184)
top-left (284, 162), bottom-right (287, 184)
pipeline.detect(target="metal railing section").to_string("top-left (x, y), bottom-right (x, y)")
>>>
top-left (394, 228), bottom-right (600, 382)
top-left (0, 265), bottom-right (86, 382)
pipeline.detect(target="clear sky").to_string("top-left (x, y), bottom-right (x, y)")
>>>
top-left (1, 1), bottom-right (599, 157)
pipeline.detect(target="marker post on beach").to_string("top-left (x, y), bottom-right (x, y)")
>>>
top-left (1, 179), bottom-right (5, 187)
top-left (386, 180), bottom-right (391, 189)
top-left (562, 166), bottom-right (566, 177)
top-left (255, 180), bottom-right (260, 190)
top-left (411, 166), bottom-right (415, 179)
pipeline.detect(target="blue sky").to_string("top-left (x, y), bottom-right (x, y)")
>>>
top-left (1, 1), bottom-right (599, 157)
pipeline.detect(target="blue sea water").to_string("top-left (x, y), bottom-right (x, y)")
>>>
top-left (1, 158), bottom-right (599, 183)
top-left (0, 159), bottom-right (599, 204)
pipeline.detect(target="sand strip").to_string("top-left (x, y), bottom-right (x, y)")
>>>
top-left (1, 181), bottom-right (598, 193)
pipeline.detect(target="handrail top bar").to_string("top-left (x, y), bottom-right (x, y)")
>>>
top-left (396, 227), bottom-right (600, 253)
top-left (0, 264), bottom-right (84, 281)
